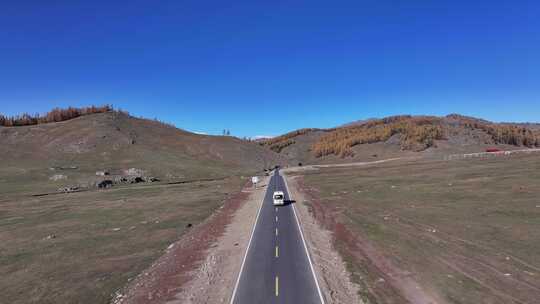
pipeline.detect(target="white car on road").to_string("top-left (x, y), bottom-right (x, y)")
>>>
top-left (273, 191), bottom-right (284, 206)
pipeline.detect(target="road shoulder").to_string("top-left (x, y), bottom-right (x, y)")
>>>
top-left (170, 175), bottom-right (270, 303)
top-left (282, 172), bottom-right (363, 304)
top-left (114, 176), bottom-right (269, 304)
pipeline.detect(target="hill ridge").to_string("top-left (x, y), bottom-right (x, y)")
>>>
top-left (0, 111), bottom-right (285, 195)
top-left (259, 114), bottom-right (540, 164)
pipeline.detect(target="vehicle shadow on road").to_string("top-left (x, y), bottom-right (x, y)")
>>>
top-left (282, 200), bottom-right (296, 206)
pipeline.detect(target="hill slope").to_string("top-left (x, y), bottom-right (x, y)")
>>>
top-left (0, 110), bottom-right (286, 304)
top-left (260, 114), bottom-right (540, 165)
top-left (0, 111), bottom-right (284, 195)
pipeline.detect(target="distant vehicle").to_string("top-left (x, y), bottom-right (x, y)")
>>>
top-left (486, 148), bottom-right (502, 152)
top-left (273, 191), bottom-right (284, 206)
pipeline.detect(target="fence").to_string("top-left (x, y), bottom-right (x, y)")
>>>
top-left (444, 148), bottom-right (540, 161)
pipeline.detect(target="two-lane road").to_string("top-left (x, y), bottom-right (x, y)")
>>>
top-left (231, 169), bottom-right (324, 304)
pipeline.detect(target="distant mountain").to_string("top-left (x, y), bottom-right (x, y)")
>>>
top-left (259, 114), bottom-right (540, 165)
top-left (250, 135), bottom-right (275, 142)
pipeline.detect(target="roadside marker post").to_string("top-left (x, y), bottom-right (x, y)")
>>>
top-left (251, 176), bottom-right (259, 189)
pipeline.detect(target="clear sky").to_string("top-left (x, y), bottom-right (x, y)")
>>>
top-left (1, 1), bottom-right (538, 137)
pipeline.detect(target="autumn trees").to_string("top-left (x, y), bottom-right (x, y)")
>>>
top-left (259, 115), bottom-right (540, 159)
top-left (258, 116), bottom-right (448, 158)
top-left (259, 128), bottom-right (327, 153)
top-left (311, 115), bottom-right (538, 158)
top-left (312, 116), bottom-right (445, 157)
top-left (0, 105), bottom-right (113, 127)
top-left (481, 125), bottom-right (537, 147)
top-left (457, 116), bottom-right (539, 147)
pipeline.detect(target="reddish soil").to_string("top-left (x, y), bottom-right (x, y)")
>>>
top-left (296, 177), bottom-right (440, 304)
top-left (115, 182), bottom-right (252, 304)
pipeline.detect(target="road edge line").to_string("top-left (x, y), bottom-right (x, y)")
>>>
top-left (229, 175), bottom-right (268, 304)
top-left (283, 172), bottom-right (326, 304)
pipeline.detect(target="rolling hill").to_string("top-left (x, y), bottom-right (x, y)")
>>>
top-left (2, 109), bottom-right (539, 194)
top-left (0, 108), bottom-right (288, 304)
top-left (260, 114), bottom-right (540, 165)
top-left (0, 110), bottom-right (285, 195)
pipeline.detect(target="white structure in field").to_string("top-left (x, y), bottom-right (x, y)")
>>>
top-left (251, 176), bottom-right (259, 188)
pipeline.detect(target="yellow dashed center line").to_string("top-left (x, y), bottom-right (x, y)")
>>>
top-left (275, 276), bottom-right (279, 297)
top-left (275, 245), bottom-right (279, 258)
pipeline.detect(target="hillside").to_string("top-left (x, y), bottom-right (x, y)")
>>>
top-left (0, 110), bottom-right (288, 304)
top-left (260, 114), bottom-right (540, 165)
top-left (0, 111), bottom-right (285, 195)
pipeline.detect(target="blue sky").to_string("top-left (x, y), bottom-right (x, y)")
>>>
top-left (1, 1), bottom-right (539, 137)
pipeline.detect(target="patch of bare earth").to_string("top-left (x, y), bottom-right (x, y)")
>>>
top-left (283, 173), bottom-right (363, 304)
top-left (291, 175), bottom-right (442, 304)
top-left (115, 176), bottom-right (269, 304)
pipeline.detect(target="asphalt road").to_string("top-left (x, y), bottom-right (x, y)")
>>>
top-left (230, 169), bottom-right (324, 304)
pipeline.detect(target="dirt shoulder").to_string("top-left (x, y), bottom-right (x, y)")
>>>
top-left (282, 172), bottom-right (363, 304)
top-left (287, 173), bottom-right (441, 304)
top-left (115, 175), bottom-right (269, 304)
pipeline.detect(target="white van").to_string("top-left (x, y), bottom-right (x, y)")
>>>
top-left (273, 191), bottom-right (285, 206)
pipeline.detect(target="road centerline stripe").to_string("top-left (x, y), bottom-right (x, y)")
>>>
top-left (275, 245), bottom-right (279, 258)
top-left (275, 276), bottom-right (279, 297)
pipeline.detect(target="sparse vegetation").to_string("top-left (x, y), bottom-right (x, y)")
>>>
top-left (260, 128), bottom-right (328, 151)
top-left (451, 114), bottom-right (540, 147)
top-left (261, 128), bottom-right (317, 145)
top-left (297, 154), bottom-right (540, 303)
top-left (0, 105), bottom-right (114, 127)
top-left (0, 108), bottom-right (280, 304)
top-left (268, 139), bottom-right (295, 153)
top-left (1, 106), bottom-right (539, 303)
top-left (0, 177), bottom-right (246, 304)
